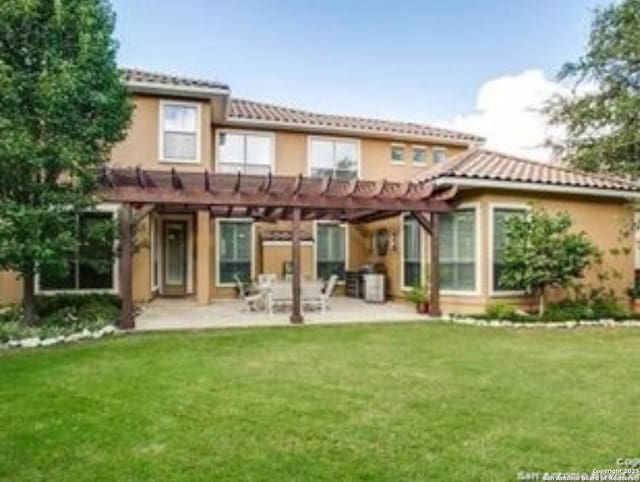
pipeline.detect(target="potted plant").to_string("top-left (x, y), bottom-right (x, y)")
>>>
top-left (406, 283), bottom-right (429, 314)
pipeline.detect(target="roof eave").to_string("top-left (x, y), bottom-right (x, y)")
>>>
top-left (221, 117), bottom-right (484, 147)
top-left (125, 80), bottom-right (230, 99)
top-left (434, 176), bottom-right (640, 200)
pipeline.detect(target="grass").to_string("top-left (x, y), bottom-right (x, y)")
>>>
top-left (1, 323), bottom-right (639, 481)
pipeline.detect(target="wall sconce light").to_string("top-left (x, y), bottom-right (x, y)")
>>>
top-left (390, 231), bottom-right (397, 252)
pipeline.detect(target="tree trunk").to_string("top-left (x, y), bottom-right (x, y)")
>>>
top-left (537, 288), bottom-right (546, 317)
top-left (23, 269), bottom-right (37, 326)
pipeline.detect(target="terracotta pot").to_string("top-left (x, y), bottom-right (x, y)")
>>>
top-left (416, 302), bottom-right (430, 314)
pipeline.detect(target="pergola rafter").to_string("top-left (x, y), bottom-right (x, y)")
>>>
top-left (100, 167), bottom-right (457, 327)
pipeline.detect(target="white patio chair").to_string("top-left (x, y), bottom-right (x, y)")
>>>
top-left (258, 273), bottom-right (277, 289)
top-left (267, 281), bottom-right (292, 315)
top-left (301, 280), bottom-right (325, 313)
top-left (319, 274), bottom-right (339, 314)
top-left (234, 275), bottom-right (263, 312)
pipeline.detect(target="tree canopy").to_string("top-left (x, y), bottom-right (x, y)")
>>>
top-left (546, 0), bottom-right (640, 177)
top-left (0, 0), bottom-right (132, 324)
top-left (499, 207), bottom-right (598, 315)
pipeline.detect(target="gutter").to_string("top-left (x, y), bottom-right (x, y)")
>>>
top-left (125, 80), bottom-right (230, 99)
top-left (434, 176), bottom-right (640, 200)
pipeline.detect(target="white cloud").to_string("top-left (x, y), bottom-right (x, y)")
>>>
top-left (440, 70), bottom-right (569, 161)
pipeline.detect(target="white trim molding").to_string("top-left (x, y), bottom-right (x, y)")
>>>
top-left (214, 128), bottom-right (276, 174)
top-left (125, 80), bottom-right (229, 99)
top-left (214, 218), bottom-right (256, 288)
top-left (439, 202), bottom-right (482, 297)
top-left (488, 203), bottom-right (530, 297)
top-left (306, 135), bottom-right (361, 179)
top-left (434, 177), bottom-right (640, 200)
top-left (262, 240), bottom-right (314, 247)
top-left (158, 100), bottom-right (203, 164)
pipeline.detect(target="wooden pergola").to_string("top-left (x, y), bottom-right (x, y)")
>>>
top-left (99, 167), bottom-right (459, 328)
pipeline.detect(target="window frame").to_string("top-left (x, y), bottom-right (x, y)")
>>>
top-left (35, 203), bottom-right (120, 295)
top-left (400, 213), bottom-right (425, 291)
top-left (158, 100), bottom-right (202, 164)
top-left (390, 143), bottom-right (406, 166)
top-left (307, 135), bottom-right (361, 179)
top-left (432, 147), bottom-right (447, 164)
top-left (215, 128), bottom-right (276, 174)
top-left (215, 218), bottom-right (256, 287)
top-left (439, 202), bottom-right (482, 296)
top-left (313, 221), bottom-right (349, 283)
top-left (489, 203), bottom-right (530, 296)
top-left (412, 145), bottom-right (428, 166)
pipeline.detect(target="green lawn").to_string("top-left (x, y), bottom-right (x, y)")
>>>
top-left (1, 323), bottom-right (639, 481)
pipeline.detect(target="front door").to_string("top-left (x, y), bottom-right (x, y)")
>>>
top-left (163, 221), bottom-right (187, 295)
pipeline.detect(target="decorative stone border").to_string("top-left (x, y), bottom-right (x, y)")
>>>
top-left (1, 325), bottom-right (120, 350)
top-left (446, 317), bottom-right (640, 328)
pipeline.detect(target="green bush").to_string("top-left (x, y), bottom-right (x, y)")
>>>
top-left (0, 294), bottom-right (120, 342)
top-left (542, 297), bottom-right (630, 321)
top-left (485, 302), bottom-right (519, 320)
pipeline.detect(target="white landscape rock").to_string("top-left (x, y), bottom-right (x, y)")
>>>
top-left (19, 337), bottom-right (40, 348)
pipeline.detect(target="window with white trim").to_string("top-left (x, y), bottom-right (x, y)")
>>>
top-left (433, 148), bottom-right (447, 164)
top-left (218, 220), bottom-right (253, 284)
top-left (493, 208), bottom-right (527, 291)
top-left (403, 216), bottom-right (422, 287)
top-left (309, 138), bottom-right (358, 179)
top-left (439, 208), bottom-right (476, 291)
top-left (161, 103), bottom-right (199, 161)
top-left (412, 146), bottom-right (427, 165)
top-left (316, 223), bottom-right (346, 281)
top-left (39, 212), bottom-right (116, 291)
top-left (390, 144), bottom-right (405, 165)
top-left (217, 132), bottom-right (272, 175)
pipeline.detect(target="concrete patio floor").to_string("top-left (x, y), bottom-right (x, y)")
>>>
top-left (136, 296), bottom-right (431, 331)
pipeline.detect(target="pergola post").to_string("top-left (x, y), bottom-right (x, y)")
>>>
top-left (119, 203), bottom-right (135, 329)
top-left (290, 207), bottom-right (303, 324)
top-left (196, 210), bottom-right (211, 306)
top-left (428, 212), bottom-right (441, 317)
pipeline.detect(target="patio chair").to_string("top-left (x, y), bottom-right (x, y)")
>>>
top-left (267, 281), bottom-right (292, 315)
top-left (234, 275), bottom-right (263, 312)
top-left (258, 273), bottom-right (277, 288)
top-left (301, 280), bottom-right (324, 313)
top-left (319, 274), bottom-right (339, 314)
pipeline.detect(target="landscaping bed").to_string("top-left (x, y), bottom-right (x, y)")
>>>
top-left (0, 294), bottom-right (121, 348)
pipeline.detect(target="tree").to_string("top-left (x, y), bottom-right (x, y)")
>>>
top-left (499, 208), bottom-right (598, 315)
top-left (0, 0), bottom-right (132, 325)
top-left (546, 0), bottom-right (640, 177)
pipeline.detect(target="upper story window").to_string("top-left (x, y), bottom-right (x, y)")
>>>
top-left (160, 102), bottom-right (200, 163)
top-left (217, 131), bottom-right (273, 175)
top-left (412, 146), bottom-right (427, 166)
top-left (433, 147), bottom-right (447, 164)
top-left (390, 144), bottom-right (405, 165)
top-left (309, 137), bottom-right (359, 180)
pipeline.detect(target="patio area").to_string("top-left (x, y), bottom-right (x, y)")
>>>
top-left (136, 296), bottom-right (429, 331)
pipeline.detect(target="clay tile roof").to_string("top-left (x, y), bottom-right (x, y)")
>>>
top-left (227, 98), bottom-right (484, 145)
top-left (261, 230), bottom-right (313, 242)
top-left (420, 148), bottom-right (640, 193)
top-left (122, 68), bottom-right (229, 92)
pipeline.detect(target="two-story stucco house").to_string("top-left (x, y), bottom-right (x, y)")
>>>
top-left (1, 68), bottom-right (639, 325)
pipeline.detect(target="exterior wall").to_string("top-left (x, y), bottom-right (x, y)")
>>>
top-left (435, 190), bottom-right (634, 315)
top-left (133, 215), bottom-right (153, 303)
top-left (0, 271), bottom-right (22, 305)
top-left (110, 95), bottom-right (213, 172)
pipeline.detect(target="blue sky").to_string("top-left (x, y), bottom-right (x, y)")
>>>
top-left (111, 0), bottom-right (604, 158)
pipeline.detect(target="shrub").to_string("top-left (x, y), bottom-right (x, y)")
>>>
top-left (542, 296), bottom-right (631, 321)
top-left (0, 294), bottom-right (120, 342)
top-left (485, 302), bottom-right (519, 320)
